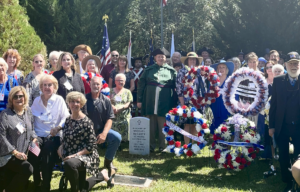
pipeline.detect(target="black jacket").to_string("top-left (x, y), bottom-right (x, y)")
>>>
top-left (269, 74), bottom-right (300, 138)
top-left (53, 68), bottom-right (86, 113)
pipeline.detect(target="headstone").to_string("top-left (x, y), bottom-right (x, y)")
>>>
top-left (129, 117), bottom-right (150, 155)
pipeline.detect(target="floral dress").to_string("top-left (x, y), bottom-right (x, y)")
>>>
top-left (110, 88), bottom-right (133, 141)
top-left (62, 116), bottom-right (100, 176)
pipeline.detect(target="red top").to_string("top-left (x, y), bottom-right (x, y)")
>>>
top-left (100, 63), bottom-right (115, 83)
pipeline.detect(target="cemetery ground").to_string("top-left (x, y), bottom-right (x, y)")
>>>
top-left (23, 141), bottom-right (286, 192)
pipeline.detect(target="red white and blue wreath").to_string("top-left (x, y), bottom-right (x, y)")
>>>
top-left (221, 68), bottom-right (268, 117)
top-left (211, 114), bottom-right (263, 171)
top-left (182, 66), bottom-right (220, 108)
top-left (162, 105), bottom-right (211, 157)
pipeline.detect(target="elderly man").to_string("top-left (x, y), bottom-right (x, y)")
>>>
top-left (171, 52), bottom-right (182, 65)
top-left (137, 48), bottom-right (177, 152)
top-left (100, 50), bottom-right (119, 83)
top-left (84, 76), bottom-right (121, 189)
top-left (269, 54), bottom-right (300, 192)
top-left (73, 44), bottom-right (92, 74)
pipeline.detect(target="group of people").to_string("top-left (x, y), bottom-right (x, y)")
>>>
top-left (0, 44), bottom-right (299, 192)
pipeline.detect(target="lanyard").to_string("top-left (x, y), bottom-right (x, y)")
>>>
top-left (0, 80), bottom-right (7, 94)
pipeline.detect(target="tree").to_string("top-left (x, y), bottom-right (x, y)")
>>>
top-left (0, 0), bottom-right (47, 75)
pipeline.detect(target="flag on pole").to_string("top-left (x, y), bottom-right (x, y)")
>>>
top-left (98, 24), bottom-right (111, 71)
top-left (148, 31), bottom-right (154, 66)
top-left (170, 33), bottom-right (175, 58)
top-left (162, 0), bottom-right (167, 7)
top-left (127, 30), bottom-right (132, 69)
top-left (29, 142), bottom-right (41, 156)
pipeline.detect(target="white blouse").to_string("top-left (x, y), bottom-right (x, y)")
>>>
top-left (31, 94), bottom-right (70, 138)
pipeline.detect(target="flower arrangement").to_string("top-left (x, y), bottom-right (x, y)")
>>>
top-left (221, 68), bottom-right (268, 117)
top-left (163, 105), bottom-right (211, 157)
top-left (82, 72), bottom-right (110, 96)
top-left (182, 66), bottom-right (220, 108)
top-left (211, 114), bottom-right (262, 171)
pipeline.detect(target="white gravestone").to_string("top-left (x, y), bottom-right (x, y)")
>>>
top-left (129, 117), bottom-right (150, 155)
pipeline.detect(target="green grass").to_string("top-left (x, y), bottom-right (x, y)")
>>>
top-left (24, 142), bottom-right (285, 192)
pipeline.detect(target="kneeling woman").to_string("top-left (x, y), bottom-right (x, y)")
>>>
top-left (58, 91), bottom-right (113, 192)
top-left (0, 86), bottom-right (38, 192)
top-left (30, 75), bottom-right (70, 192)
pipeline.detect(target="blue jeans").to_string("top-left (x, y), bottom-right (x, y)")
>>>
top-left (98, 129), bottom-right (122, 160)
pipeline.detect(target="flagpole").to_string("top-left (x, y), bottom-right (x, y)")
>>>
top-left (193, 28), bottom-right (195, 51)
top-left (161, 0), bottom-right (164, 49)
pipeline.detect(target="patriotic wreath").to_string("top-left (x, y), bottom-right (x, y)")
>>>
top-left (264, 97), bottom-right (271, 126)
top-left (221, 67), bottom-right (268, 117)
top-left (182, 66), bottom-right (220, 108)
top-left (162, 105), bottom-right (211, 157)
top-left (211, 114), bottom-right (263, 171)
top-left (82, 72), bottom-right (110, 96)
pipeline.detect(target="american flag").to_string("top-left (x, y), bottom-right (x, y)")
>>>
top-left (127, 31), bottom-right (132, 69)
top-left (29, 141), bottom-right (41, 157)
top-left (97, 24), bottom-right (111, 72)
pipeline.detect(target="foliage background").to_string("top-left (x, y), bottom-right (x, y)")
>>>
top-left (3, 0), bottom-right (300, 74)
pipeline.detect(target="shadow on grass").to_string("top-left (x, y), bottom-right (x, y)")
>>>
top-left (99, 142), bottom-right (285, 192)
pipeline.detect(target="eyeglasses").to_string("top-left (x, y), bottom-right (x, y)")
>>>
top-left (112, 55), bottom-right (119, 57)
top-left (265, 66), bottom-right (273, 70)
top-left (116, 80), bottom-right (124, 82)
top-left (43, 83), bottom-right (53, 88)
top-left (13, 95), bottom-right (24, 100)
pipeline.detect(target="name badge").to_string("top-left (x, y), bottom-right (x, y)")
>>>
top-left (0, 93), bottom-right (4, 101)
top-left (115, 95), bottom-right (122, 102)
top-left (64, 81), bottom-right (73, 90)
top-left (16, 122), bottom-right (26, 134)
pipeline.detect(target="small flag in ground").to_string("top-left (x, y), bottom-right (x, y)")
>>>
top-left (29, 141), bottom-right (41, 156)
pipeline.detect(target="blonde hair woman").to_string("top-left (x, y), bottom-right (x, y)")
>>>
top-left (23, 54), bottom-right (49, 106)
top-left (0, 86), bottom-right (37, 192)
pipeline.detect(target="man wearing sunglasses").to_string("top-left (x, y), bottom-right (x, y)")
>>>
top-left (101, 50), bottom-right (119, 83)
top-left (269, 53), bottom-right (300, 192)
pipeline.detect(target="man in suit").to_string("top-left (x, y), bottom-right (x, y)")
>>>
top-left (269, 53), bottom-right (300, 192)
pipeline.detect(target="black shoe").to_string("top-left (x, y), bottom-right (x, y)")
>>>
top-left (104, 158), bottom-right (118, 172)
top-left (283, 182), bottom-right (293, 192)
top-left (107, 168), bottom-right (116, 188)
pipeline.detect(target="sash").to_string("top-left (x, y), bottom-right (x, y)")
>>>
top-left (133, 68), bottom-right (143, 81)
top-left (214, 140), bottom-right (265, 149)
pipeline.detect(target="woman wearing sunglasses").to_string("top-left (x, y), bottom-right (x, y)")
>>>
top-left (29, 75), bottom-right (70, 192)
top-left (0, 86), bottom-right (37, 192)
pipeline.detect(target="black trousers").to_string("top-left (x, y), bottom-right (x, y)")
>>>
top-left (277, 124), bottom-right (300, 183)
top-left (0, 157), bottom-right (33, 192)
top-left (28, 136), bottom-right (61, 192)
top-left (64, 158), bottom-right (105, 192)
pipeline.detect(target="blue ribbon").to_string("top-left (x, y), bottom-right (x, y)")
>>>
top-left (215, 140), bottom-right (264, 150)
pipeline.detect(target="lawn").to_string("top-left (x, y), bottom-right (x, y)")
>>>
top-left (25, 142), bottom-right (285, 192)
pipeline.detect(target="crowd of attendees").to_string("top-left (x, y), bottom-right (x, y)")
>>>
top-left (0, 45), bottom-right (299, 192)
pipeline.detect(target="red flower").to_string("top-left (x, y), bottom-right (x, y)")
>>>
top-left (172, 108), bottom-right (178, 114)
top-left (169, 140), bottom-right (174, 145)
top-left (214, 155), bottom-right (219, 161)
top-left (186, 150), bottom-right (193, 157)
top-left (212, 142), bottom-right (215, 148)
top-left (183, 91), bottom-right (187, 95)
top-left (235, 157), bottom-right (241, 163)
top-left (175, 141), bottom-right (181, 148)
top-left (164, 122), bottom-right (167, 127)
top-left (223, 164), bottom-right (227, 169)
top-left (228, 162), bottom-right (234, 169)
top-left (248, 148), bottom-right (254, 153)
top-left (239, 165), bottom-right (245, 170)
top-left (246, 140), bottom-right (250, 143)
top-left (241, 158), bottom-right (247, 164)
top-left (251, 153), bottom-right (256, 159)
top-left (191, 112), bottom-right (194, 118)
top-left (182, 114), bottom-right (187, 118)
top-left (221, 127), bottom-right (228, 132)
top-left (202, 123), bottom-right (208, 129)
top-left (183, 144), bottom-right (188, 149)
top-left (198, 132), bottom-right (202, 137)
top-left (182, 105), bottom-right (187, 109)
top-left (215, 149), bottom-right (220, 155)
top-left (240, 135), bottom-right (243, 139)
top-left (226, 154), bottom-right (232, 160)
top-left (102, 83), bottom-right (108, 88)
top-left (168, 130), bottom-right (174, 135)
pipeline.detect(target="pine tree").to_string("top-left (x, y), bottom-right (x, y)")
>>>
top-left (0, 0), bottom-right (47, 75)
